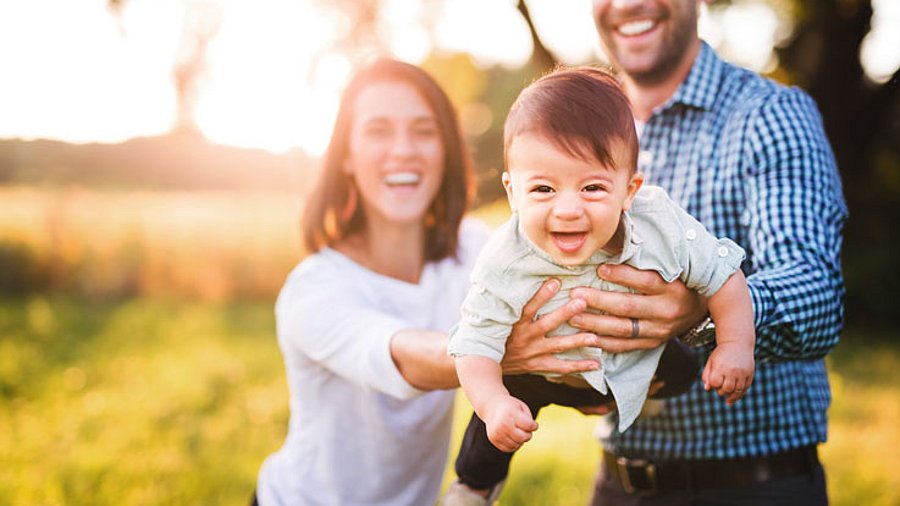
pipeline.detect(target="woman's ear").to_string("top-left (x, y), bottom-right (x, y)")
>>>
top-left (622, 172), bottom-right (644, 211)
top-left (501, 171), bottom-right (516, 211)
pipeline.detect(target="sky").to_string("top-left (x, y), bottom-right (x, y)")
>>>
top-left (0, 0), bottom-right (897, 156)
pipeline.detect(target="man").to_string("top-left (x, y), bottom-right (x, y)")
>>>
top-left (566, 0), bottom-right (848, 504)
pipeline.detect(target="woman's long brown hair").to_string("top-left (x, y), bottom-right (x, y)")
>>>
top-left (302, 58), bottom-right (474, 261)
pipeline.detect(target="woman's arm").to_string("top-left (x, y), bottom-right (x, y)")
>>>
top-left (391, 278), bottom-right (605, 390)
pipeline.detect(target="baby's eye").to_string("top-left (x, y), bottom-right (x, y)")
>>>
top-left (583, 184), bottom-right (605, 192)
top-left (530, 185), bottom-right (554, 193)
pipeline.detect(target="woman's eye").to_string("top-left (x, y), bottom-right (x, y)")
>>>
top-left (365, 126), bottom-right (390, 137)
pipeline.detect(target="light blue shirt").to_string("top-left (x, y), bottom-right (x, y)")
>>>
top-left (448, 185), bottom-right (744, 431)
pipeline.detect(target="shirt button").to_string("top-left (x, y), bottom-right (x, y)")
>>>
top-left (685, 229), bottom-right (697, 241)
top-left (718, 246), bottom-right (729, 257)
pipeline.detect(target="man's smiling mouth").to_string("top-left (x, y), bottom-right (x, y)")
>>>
top-left (617, 19), bottom-right (657, 37)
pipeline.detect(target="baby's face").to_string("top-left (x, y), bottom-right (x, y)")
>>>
top-left (504, 133), bottom-right (641, 266)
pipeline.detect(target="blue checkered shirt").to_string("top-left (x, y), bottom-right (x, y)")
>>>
top-left (600, 42), bottom-right (848, 459)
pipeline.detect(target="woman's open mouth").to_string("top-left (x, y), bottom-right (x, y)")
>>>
top-left (384, 171), bottom-right (421, 187)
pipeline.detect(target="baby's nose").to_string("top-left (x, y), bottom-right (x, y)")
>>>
top-left (553, 193), bottom-right (583, 219)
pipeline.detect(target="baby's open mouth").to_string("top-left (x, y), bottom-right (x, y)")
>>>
top-left (551, 232), bottom-right (588, 253)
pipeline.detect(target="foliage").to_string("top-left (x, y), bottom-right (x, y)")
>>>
top-left (0, 187), bottom-right (303, 301)
top-left (0, 135), bottom-right (314, 192)
top-left (0, 297), bottom-right (286, 505)
top-left (0, 296), bottom-right (897, 505)
top-left (0, 240), bottom-right (51, 294)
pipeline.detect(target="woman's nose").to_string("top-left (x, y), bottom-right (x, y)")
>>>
top-left (389, 128), bottom-right (416, 158)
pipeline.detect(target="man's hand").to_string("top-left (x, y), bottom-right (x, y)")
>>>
top-left (502, 279), bottom-right (604, 375)
top-left (482, 394), bottom-right (538, 452)
top-left (569, 264), bottom-right (707, 352)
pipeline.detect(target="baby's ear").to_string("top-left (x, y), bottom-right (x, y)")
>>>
top-left (502, 171), bottom-right (516, 210)
top-left (622, 172), bottom-right (644, 211)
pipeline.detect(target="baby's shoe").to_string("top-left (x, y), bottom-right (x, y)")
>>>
top-left (440, 479), bottom-right (505, 506)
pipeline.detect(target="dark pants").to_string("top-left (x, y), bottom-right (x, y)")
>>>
top-left (454, 338), bottom-right (699, 490)
top-left (590, 461), bottom-right (828, 506)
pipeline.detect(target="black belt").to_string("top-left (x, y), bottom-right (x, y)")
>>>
top-left (603, 446), bottom-right (820, 495)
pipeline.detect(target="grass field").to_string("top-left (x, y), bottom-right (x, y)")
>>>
top-left (1, 296), bottom-right (898, 506)
top-left (2, 187), bottom-right (898, 504)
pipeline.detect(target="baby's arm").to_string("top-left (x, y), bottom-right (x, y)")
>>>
top-left (456, 355), bottom-right (538, 452)
top-left (702, 269), bottom-right (756, 405)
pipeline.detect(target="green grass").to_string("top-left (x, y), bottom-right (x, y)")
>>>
top-left (1, 296), bottom-right (897, 505)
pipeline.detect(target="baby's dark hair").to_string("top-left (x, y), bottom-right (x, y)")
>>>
top-left (504, 66), bottom-right (638, 172)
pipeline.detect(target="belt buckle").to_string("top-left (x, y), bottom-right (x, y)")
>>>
top-left (616, 456), bottom-right (659, 495)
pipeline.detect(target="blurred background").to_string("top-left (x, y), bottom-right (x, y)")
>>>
top-left (0, 0), bottom-right (897, 504)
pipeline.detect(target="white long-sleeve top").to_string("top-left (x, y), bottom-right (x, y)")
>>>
top-left (257, 219), bottom-right (488, 506)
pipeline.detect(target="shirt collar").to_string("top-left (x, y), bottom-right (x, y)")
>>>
top-left (662, 41), bottom-right (724, 113)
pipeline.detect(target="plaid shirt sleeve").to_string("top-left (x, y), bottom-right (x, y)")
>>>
top-left (743, 87), bottom-right (848, 361)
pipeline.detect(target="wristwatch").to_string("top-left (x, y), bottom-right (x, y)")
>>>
top-left (680, 315), bottom-right (716, 346)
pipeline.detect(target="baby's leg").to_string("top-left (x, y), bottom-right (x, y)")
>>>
top-left (649, 338), bottom-right (701, 398)
top-left (454, 374), bottom-right (611, 490)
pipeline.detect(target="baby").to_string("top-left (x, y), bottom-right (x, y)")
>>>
top-left (443, 67), bottom-right (755, 504)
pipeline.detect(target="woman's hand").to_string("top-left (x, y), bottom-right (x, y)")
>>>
top-left (569, 264), bottom-right (708, 352)
top-left (501, 279), bottom-right (604, 375)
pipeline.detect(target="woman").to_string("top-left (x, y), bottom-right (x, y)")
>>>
top-left (254, 58), bottom-right (602, 506)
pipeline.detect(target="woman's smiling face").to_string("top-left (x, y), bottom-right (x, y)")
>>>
top-left (344, 79), bottom-right (446, 228)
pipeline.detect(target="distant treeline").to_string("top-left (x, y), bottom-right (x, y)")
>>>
top-left (0, 134), bottom-right (316, 192)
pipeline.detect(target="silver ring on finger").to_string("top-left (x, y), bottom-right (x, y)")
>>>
top-left (629, 318), bottom-right (640, 339)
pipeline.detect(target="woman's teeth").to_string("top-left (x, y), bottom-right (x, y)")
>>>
top-left (384, 172), bottom-right (420, 186)
top-left (618, 19), bottom-right (655, 36)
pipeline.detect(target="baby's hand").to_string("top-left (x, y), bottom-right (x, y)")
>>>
top-left (482, 395), bottom-right (538, 452)
top-left (702, 341), bottom-right (755, 405)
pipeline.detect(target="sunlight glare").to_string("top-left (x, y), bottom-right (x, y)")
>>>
top-left (1, 0), bottom-right (897, 155)
top-left (384, 0), bottom-right (433, 63)
top-left (701, 1), bottom-right (781, 73)
top-left (526, 0), bottom-right (604, 64)
top-left (861, 0), bottom-right (900, 83)
top-left (196, 0), bottom-right (339, 154)
top-left (435, 0), bottom-right (532, 68)
top-left (0, 0), bottom-right (178, 143)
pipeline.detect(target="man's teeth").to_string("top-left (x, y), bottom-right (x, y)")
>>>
top-left (618, 19), bottom-right (655, 36)
top-left (384, 172), bottom-right (420, 186)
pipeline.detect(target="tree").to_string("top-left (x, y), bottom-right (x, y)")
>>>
top-left (108, 0), bottom-right (222, 137)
